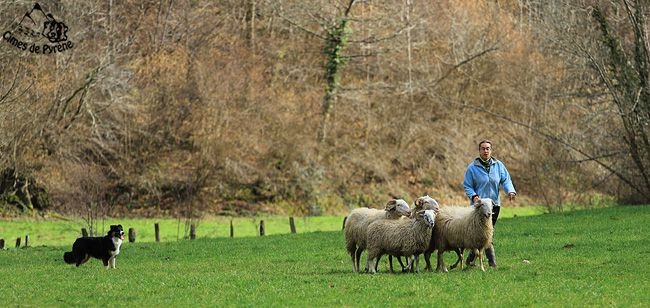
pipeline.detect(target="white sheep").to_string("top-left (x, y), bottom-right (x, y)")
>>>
top-left (365, 210), bottom-right (436, 274)
top-left (389, 195), bottom-right (440, 272)
top-left (425, 198), bottom-right (494, 272)
top-left (344, 199), bottom-right (412, 272)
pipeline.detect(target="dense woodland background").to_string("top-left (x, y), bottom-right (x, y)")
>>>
top-left (1, 0), bottom-right (649, 218)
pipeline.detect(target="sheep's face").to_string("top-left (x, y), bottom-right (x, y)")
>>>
top-left (474, 198), bottom-right (494, 218)
top-left (385, 199), bottom-right (411, 216)
top-left (417, 210), bottom-right (436, 228)
top-left (414, 195), bottom-right (439, 212)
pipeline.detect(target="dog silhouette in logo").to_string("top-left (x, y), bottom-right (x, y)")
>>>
top-left (42, 16), bottom-right (68, 43)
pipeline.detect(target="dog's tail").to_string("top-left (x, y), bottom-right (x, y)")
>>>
top-left (63, 251), bottom-right (75, 264)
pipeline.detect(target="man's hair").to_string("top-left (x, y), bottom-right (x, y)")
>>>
top-left (478, 139), bottom-right (492, 149)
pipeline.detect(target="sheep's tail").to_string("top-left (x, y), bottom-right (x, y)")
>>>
top-left (345, 238), bottom-right (357, 255)
top-left (63, 251), bottom-right (75, 264)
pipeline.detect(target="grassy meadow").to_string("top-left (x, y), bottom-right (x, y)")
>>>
top-left (0, 206), bottom-right (546, 247)
top-left (0, 205), bottom-right (648, 306)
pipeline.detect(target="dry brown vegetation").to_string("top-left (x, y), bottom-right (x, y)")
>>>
top-left (0, 0), bottom-right (648, 217)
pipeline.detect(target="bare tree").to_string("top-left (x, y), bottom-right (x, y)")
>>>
top-left (588, 1), bottom-right (650, 200)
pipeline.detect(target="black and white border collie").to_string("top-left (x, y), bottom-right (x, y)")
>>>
top-left (64, 224), bottom-right (124, 269)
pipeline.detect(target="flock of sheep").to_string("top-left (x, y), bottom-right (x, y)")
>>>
top-left (344, 196), bottom-right (495, 273)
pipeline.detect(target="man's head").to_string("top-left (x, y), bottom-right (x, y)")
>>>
top-left (478, 139), bottom-right (492, 161)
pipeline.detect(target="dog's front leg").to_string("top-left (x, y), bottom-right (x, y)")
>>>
top-left (110, 257), bottom-right (116, 269)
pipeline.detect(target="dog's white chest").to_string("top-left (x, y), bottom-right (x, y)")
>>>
top-left (111, 238), bottom-right (122, 256)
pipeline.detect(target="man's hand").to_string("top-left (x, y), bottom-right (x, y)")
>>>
top-left (508, 192), bottom-right (516, 202)
top-left (472, 195), bottom-right (480, 203)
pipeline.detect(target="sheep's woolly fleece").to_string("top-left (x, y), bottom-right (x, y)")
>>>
top-left (344, 199), bottom-right (411, 272)
top-left (365, 209), bottom-right (436, 274)
top-left (427, 198), bottom-right (494, 272)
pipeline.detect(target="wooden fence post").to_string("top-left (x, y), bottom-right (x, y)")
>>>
top-left (15, 237), bottom-right (20, 248)
top-left (342, 216), bottom-right (347, 230)
top-left (81, 228), bottom-right (88, 237)
top-left (259, 220), bottom-right (265, 236)
top-left (230, 220), bottom-right (234, 238)
top-left (190, 224), bottom-right (196, 240)
top-left (0, 239), bottom-right (4, 249)
top-left (289, 217), bottom-right (296, 234)
top-left (128, 228), bottom-right (136, 243)
top-left (155, 223), bottom-right (160, 242)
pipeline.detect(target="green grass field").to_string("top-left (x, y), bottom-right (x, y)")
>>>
top-left (0, 205), bottom-right (648, 306)
top-left (0, 206), bottom-right (546, 246)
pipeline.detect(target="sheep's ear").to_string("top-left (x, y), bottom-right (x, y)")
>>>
top-left (385, 199), bottom-right (397, 210)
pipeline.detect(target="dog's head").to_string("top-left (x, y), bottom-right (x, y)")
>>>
top-left (108, 224), bottom-right (125, 240)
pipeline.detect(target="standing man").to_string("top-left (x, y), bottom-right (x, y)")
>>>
top-left (463, 139), bottom-right (516, 267)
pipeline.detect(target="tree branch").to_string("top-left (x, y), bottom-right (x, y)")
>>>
top-left (430, 46), bottom-right (499, 89)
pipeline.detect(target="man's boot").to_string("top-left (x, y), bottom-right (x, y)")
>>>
top-left (486, 244), bottom-right (497, 267)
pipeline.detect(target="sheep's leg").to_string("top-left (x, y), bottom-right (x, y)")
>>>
top-left (404, 255), bottom-right (413, 273)
top-left (466, 250), bottom-right (476, 267)
top-left (374, 254), bottom-right (382, 272)
top-left (413, 255), bottom-right (420, 273)
top-left (478, 249), bottom-right (486, 272)
top-left (355, 247), bottom-right (364, 273)
top-left (393, 255), bottom-right (410, 273)
top-left (402, 256), bottom-right (413, 273)
top-left (401, 256), bottom-right (410, 272)
top-left (459, 248), bottom-right (464, 270)
top-left (436, 250), bottom-right (448, 273)
top-left (424, 251), bottom-right (433, 272)
top-left (396, 256), bottom-right (408, 273)
top-left (348, 241), bottom-right (358, 272)
top-left (388, 255), bottom-right (394, 273)
top-left (366, 258), bottom-right (374, 274)
top-left (365, 250), bottom-right (374, 274)
top-left (450, 248), bottom-right (463, 270)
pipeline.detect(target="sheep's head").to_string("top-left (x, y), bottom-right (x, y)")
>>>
top-left (416, 210), bottom-right (436, 228)
top-left (385, 199), bottom-right (411, 216)
top-left (473, 198), bottom-right (494, 218)
top-left (414, 195), bottom-right (440, 213)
